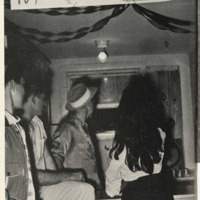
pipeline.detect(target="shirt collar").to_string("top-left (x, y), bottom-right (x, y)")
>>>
top-left (5, 110), bottom-right (21, 126)
top-left (32, 115), bottom-right (40, 123)
top-left (68, 114), bottom-right (89, 136)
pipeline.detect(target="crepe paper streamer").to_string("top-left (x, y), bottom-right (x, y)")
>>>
top-left (5, 5), bottom-right (129, 44)
top-left (132, 4), bottom-right (193, 34)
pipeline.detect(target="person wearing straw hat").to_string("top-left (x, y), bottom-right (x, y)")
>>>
top-left (51, 83), bottom-right (101, 188)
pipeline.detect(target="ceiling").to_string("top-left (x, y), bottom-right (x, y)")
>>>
top-left (5, 0), bottom-right (196, 60)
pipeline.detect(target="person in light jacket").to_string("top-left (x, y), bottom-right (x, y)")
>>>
top-left (51, 83), bottom-right (100, 189)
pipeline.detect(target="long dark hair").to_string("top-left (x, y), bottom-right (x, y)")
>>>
top-left (110, 74), bottom-right (168, 174)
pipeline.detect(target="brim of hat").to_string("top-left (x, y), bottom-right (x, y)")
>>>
top-left (65, 87), bottom-right (98, 111)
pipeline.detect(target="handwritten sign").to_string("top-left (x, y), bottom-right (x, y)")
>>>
top-left (10, 0), bottom-right (170, 10)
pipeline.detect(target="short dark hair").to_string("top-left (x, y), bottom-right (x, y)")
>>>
top-left (5, 61), bottom-right (30, 86)
top-left (5, 61), bottom-right (51, 102)
top-left (23, 72), bottom-right (50, 103)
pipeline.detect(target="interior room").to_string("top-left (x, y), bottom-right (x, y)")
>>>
top-left (4, 0), bottom-right (196, 199)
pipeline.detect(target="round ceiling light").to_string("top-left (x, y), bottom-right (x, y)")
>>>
top-left (98, 50), bottom-right (108, 63)
top-left (95, 40), bottom-right (110, 63)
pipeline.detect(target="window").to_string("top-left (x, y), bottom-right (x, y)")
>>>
top-left (66, 68), bottom-right (139, 108)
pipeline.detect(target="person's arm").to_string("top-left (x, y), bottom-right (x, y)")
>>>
top-left (105, 158), bottom-right (123, 198)
top-left (36, 169), bottom-right (85, 186)
top-left (43, 144), bottom-right (58, 170)
top-left (51, 124), bottom-right (72, 170)
top-left (105, 146), bottom-right (127, 197)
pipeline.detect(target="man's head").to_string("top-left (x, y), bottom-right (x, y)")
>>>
top-left (65, 83), bottom-right (97, 119)
top-left (23, 77), bottom-right (48, 119)
top-left (5, 62), bottom-right (29, 109)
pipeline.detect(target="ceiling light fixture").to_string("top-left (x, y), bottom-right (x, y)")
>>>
top-left (95, 40), bottom-right (109, 63)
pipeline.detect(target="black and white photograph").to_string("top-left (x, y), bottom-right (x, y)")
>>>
top-left (3, 0), bottom-right (197, 200)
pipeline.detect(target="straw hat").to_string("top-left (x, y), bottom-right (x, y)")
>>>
top-left (65, 83), bottom-right (97, 111)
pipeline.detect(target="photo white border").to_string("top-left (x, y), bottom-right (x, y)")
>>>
top-left (1, 1), bottom-right (199, 200)
top-left (0, 0), bottom-right (5, 200)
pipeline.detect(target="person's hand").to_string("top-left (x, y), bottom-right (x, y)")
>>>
top-left (72, 171), bottom-right (86, 181)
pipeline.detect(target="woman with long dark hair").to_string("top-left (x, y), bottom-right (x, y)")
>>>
top-left (105, 75), bottom-right (174, 200)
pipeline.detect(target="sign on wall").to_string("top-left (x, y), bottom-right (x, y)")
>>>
top-left (10, 0), bottom-right (170, 10)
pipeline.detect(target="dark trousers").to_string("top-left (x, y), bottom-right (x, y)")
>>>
top-left (122, 174), bottom-right (174, 200)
